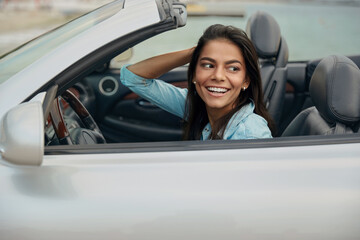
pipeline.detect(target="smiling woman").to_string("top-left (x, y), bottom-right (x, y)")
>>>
top-left (121, 24), bottom-right (273, 140)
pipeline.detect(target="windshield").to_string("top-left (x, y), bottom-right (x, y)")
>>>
top-left (117, 0), bottom-right (360, 67)
top-left (0, 0), bottom-right (124, 85)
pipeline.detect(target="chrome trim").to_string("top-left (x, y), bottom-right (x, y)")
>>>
top-left (98, 76), bottom-right (119, 96)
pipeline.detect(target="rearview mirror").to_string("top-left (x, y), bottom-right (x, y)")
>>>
top-left (110, 48), bottom-right (133, 68)
top-left (0, 102), bottom-right (44, 166)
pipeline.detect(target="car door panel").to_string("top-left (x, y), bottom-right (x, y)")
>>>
top-left (3, 141), bottom-right (360, 239)
top-left (102, 99), bottom-right (183, 142)
top-left (83, 67), bottom-right (188, 142)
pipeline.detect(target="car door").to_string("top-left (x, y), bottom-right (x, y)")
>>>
top-left (2, 135), bottom-right (360, 239)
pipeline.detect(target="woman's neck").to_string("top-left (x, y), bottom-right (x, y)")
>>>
top-left (206, 107), bottom-right (231, 129)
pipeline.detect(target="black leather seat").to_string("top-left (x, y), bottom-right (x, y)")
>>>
top-left (246, 11), bottom-right (289, 128)
top-left (282, 55), bottom-right (360, 136)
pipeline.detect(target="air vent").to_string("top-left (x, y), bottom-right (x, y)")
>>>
top-left (99, 76), bottom-right (119, 96)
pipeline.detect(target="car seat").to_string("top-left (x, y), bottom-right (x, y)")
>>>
top-left (282, 55), bottom-right (360, 136)
top-left (246, 11), bottom-right (289, 129)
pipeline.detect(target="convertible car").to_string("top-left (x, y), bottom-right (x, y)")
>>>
top-left (1, 0), bottom-right (360, 239)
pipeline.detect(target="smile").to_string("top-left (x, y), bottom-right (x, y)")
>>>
top-left (206, 86), bottom-right (229, 93)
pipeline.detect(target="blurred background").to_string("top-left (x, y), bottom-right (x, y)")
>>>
top-left (1, 0), bottom-right (360, 60)
top-left (0, 0), bottom-right (113, 55)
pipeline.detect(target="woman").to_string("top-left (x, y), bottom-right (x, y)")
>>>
top-left (120, 24), bottom-right (275, 140)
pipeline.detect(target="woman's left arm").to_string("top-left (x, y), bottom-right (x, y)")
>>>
top-left (127, 47), bottom-right (194, 79)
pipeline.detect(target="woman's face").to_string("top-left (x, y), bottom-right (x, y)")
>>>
top-left (194, 39), bottom-right (249, 117)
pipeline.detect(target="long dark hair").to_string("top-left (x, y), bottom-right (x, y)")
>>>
top-left (183, 24), bottom-right (275, 140)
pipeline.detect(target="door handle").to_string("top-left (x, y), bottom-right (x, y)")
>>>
top-left (136, 99), bottom-right (156, 108)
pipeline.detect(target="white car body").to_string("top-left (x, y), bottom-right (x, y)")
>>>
top-left (1, 143), bottom-right (360, 239)
top-left (0, 0), bottom-right (359, 239)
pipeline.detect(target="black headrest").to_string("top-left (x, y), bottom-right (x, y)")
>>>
top-left (310, 55), bottom-right (360, 125)
top-left (246, 11), bottom-right (281, 59)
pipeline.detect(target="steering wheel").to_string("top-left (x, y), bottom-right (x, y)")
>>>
top-left (49, 89), bottom-right (106, 145)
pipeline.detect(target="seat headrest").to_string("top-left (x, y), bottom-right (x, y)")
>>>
top-left (310, 55), bottom-right (360, 125)
top-left (246, 11), bottom-right (281, 59)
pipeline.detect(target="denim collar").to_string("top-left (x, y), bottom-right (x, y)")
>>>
top-left (201, 101), bottom-right (255, 140)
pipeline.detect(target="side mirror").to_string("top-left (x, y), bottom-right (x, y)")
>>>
top-left (0, 102), bottom-right (44, 166)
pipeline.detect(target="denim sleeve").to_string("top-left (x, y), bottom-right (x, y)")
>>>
top-left (120, 64), bottom-right (188, 118)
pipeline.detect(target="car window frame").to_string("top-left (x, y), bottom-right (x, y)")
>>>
top-left (44, 134), bottom-right (360, 155)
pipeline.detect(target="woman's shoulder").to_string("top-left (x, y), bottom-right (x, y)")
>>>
top-left (239, 114), bottom-right (272, 139)
top-left (243, 112), bottom-right (269, 126)
top-left (225, 106), bottom-right (272, 139)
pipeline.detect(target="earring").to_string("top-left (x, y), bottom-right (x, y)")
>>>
top-left (243, 87), bottom-right (246, 91)
top-left (193, 81), bottom-right (196, 84)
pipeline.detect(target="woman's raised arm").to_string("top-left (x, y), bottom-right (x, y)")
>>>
top-left (127, 47), bottom-right (194, 79)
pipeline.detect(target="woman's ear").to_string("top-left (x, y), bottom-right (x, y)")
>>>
top-left (243, 77), bottom-right (250, 89)
top-left (192, 73), bottom-right (197, 85)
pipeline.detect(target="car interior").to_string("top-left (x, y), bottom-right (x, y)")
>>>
top-left (246, 11), bottom-right (288, 128)
top-left (43, 11), bottom-right (360, 146)
top-left (282, 55), bottom-right (360, 136)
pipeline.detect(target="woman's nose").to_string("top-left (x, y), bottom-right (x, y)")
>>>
top-left (213, 67), bottom-right (226, 81)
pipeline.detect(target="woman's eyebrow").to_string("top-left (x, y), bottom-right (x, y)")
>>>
top-left (199, 57), bottom-right (216, 62)
top-left (225, 60), bottom-right (242, 65)
top-left (199, 57), bottom-right (242, 65)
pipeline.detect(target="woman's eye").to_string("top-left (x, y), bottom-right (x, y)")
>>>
top-left (228, 66), bottom-right (240, 72)
top-left (201, 63), bottom-right (213, 69)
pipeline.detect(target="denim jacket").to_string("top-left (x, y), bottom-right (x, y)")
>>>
top-left (120, 65), bottom-right (272, 140)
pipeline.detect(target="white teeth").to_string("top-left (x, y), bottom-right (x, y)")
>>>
top-left (207, 87), bottom-right (228, 93)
